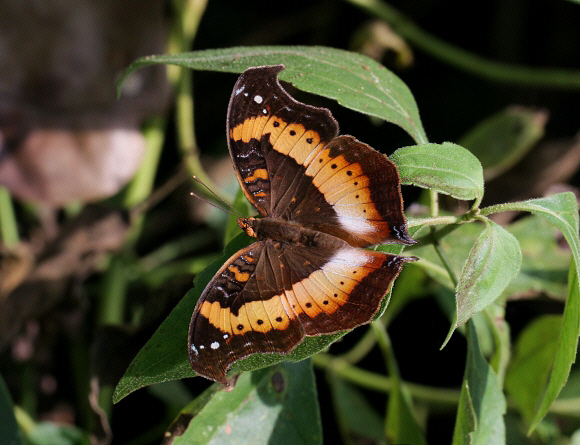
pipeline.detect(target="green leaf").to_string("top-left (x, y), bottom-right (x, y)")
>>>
top-left (0, 373), bottom-right (22, 445)
top-left (113, 233), bottom-right (254, 403)
top-left (459, 107), bottom-right (547, 180)
top-left (452, 380), bottom-right (476, 445)
top-left (501, 215), bottom-right (570, 300)
top-left (452, 321), bottom-right (506, 445)
top-left (505, 315), bottom-right (561, 425)
top-left (173, 360), bottom-right (321, 445)
top-left (482, 192), bottom-right (580, 432)
top-left (529, 263), bottom-right (580, 432)
top-left (119, 46), bottom-right (427, 144)
top-left (386, 377), bottom-right (427, 445)
top-left (408, 222), bottom-right (481, 291)
top-left (27, 423), bottom-right (90, 445)
top-left (329, 376), bottom-right (386, 445)
top-left (455, 219), bottom-right (522, 328)
top-left (390, 142), bottom-right (484, 203)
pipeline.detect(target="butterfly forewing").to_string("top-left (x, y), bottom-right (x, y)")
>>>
top-left (227, 65), bottom-right (339, 216)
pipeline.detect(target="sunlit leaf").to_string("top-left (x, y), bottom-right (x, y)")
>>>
top-left (119, 46), bottom-right (427, 143)
top-left (391, 142), bottom-right (484, 203)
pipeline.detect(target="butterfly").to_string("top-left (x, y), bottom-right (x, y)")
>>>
top-left (188, 65), bottom-right (416, 385)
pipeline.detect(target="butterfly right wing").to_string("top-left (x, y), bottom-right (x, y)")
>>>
top-left (188, 233), bottom-right (413, 385)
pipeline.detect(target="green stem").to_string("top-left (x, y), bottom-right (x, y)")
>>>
top-left (0, 187), bottom-right (19, 247)
top-left (370, 321), bottom-right (399, 377)
top-left (345, 0), bottom-right (580, 90)
top-left (312, 353), bottom-right (460, 410)
top-left (430, 230), bottom-right (459, 288)
top-left (98, 255), bottom-right (128, 326)
top-left (407, 215), bottom-right (461, 229)
top-left (170, 0), bottom-right (229, 204)
top-left (314, 353), bottom-right (580, 419)
top-left (339, 327), bottom-right (377, 364)
top-left (123, 118), bottom-right (167, 209)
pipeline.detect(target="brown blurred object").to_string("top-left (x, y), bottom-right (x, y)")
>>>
top-left (0, 206), bottom-right (128, 350)
top-left (350, 21), bottom-right (414, 69)
top-left (0, 0), bottom-right (170, 205)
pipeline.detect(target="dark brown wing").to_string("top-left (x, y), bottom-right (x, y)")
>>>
top-left (280, 134), bottom-right (414, 247)
top-left (227, 65), bottom-right (339, 216)
top-left (227, 66), bottom-right (413, 247)
top-left (188, 234), bottom-right (412, 385)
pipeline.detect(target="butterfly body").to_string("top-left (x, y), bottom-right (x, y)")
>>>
top-left (188, 65), bottom-right (416, 385)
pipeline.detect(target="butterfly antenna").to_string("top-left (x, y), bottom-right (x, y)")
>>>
top-left (190, 176), bottom-right (242, 217)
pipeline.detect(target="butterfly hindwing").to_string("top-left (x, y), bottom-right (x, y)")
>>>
top-left (188, 231), bottom-right (412, 385)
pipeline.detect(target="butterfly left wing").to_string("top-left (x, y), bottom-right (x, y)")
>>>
top-left (188, 241), bottom-right (304, 385)
top-left (188, 233), bottom-right (413, 385)
top-left (227, 65), bottom-right (339, 216)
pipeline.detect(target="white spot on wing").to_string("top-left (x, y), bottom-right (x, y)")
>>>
top-left (235, 86), bottom-right (245, 95)
top-left (326, 248), bottom-right (369, 267)
top-left (337, 213), bottom-right (375, 237)
top-left (190, 344), bottom-right (199, 355)
top-left (211, 341), bottom-right (220, 349)
top-left (254, 95), bottom-right (263, 104)
top-left (223, 334), bottom-right (229, 339)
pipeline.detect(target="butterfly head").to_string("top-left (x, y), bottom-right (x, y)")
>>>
top-left (237, 217), bottom-right (259, 238)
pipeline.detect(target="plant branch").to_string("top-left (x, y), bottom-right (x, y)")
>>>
top-left (345, 0), bottom-right (580, 90)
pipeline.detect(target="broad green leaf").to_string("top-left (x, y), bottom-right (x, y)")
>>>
top-left (390, 142), bottom-right (484, 203)
top-left (407, 222), bottom-right (480, 291)
top-left (0, 373), bottom-right (22, 445)
top-left (455, 219), bottom-right (522, 328)
top-left (329, 376), bottom-right (386, 445)
top-left (119, 46), bottom-right (427, 143)
top-left (501, 215), bottom-right (570, 300)
top-left (505, 315), bottom-right (561, 425)
top-left (113, 233), bottom-right (253, 403)
top-left (452, 321), bottom-right (506, 445)
top-left (459, 107), bottom-right (547, 180)
top-left (173, 360), bottom-right (321, 445)
top-left (482, 192), bottom-right (580, 431)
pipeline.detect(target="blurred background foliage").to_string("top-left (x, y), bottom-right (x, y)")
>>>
top-left (1, 0), bottom-right (580, 444)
